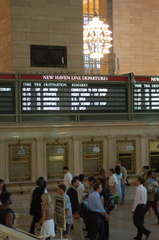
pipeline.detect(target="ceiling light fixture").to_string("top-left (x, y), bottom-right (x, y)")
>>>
top-left (83, 0), bottom-right (112, 59)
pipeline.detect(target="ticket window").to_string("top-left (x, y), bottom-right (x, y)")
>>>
top-left (149, 140), bottom-right (159, 172)
top-left (46, 142), bottom-right (68, 179)
top-left (82, 141), bottom-right (102, 175)
top-left (8, 142), bottom-right (31, 181)
top-left (116, 141), bottom-right (136, 174)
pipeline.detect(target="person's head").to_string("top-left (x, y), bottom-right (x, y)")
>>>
top-left (93, 183), bottom-right (102, 193)
top-left (142, 166), bottom-right (149, 173)
top-left (148, 170), bottom-right (156, 179)
top-left (99, 169), bottom-right (106, 178)
top-left (116, 161), bottom-right (121, 166)
top-left (57, 184), bottom-right (66, 195)
top-left (136, 177), bottom-right (143, 186)
top-left (87, 176), bottom-right (96, 186)
top-left (115, 165), bottom-right (121, 175)
top-left (0, 179), bottom-right (5, 191)
top-left (36, 177), bottom-right (44, 188)
top-left (41, 193), bottom-right (52, 207)
top-left (0, 191), bottom-right (12, 205)
top-left (63, 166), bottom-right (69, 174)
top-left (109, 168), bottom-right (115, 176)
top-left (78, 174), bottom-right (85, 182)
top-left (97, 177), bottom-right (106, 187)
top-left (71, 177), bottom-right (79, 188)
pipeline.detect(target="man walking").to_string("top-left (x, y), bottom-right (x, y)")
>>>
top-left (144, 170), bottom-right (159, 224)
top-left (132, 177), bottom-right (150, 240)
top-left (57, 184), bottom-right (73, 240)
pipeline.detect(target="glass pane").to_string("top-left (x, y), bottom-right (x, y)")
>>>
top-left (84, 159), bottom-right (98, 172)
top-left (118, 157), bottom-right (132, 171)
top-left (116, 141), bottom-right (135, 174)
top-left (150, 156), bottom-right (159, 172)
top-left (47, 142), bottom-right (68, 179)
top-left (83, 141), bottom-right (102, 175)
top-left (48, 161), bottom-right (64, 176)
top-left (8, 143), bottom-right (31, 181)
top-left (11, 163), bottom-right (27, 177)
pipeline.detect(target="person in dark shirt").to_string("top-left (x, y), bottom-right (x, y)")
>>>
top-left (0, 179), bottom-right (7, 203)
top-left (67, 177), bottom-right (85, 240)
top-left (98, 177), bottom-right (112, 240)
top-left (0, 191), bottom-right (15, 229)
top-left (29, 177), bottom-right (45, 234)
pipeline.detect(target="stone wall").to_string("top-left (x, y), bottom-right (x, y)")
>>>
top-left (11, 0), bottom-right (83, 74)
top-left (113, 0), bottom-right (159, 75)
top-left (0, 121), bottom-right (159, 180)
top-left (0, 0), bottom-right (12, 72)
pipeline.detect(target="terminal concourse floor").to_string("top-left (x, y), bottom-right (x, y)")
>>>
top-left (56, 186), bottom-right (159, 240)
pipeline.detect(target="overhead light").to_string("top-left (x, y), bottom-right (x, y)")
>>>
top-left (83, 0), bottom-right (112, 59)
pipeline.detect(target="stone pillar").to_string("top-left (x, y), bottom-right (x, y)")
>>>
top-left (139, 134), bottom-right (148, 174)
top-left (71, 137), bottom-right (80, 176)
top-left (107, 136), bottom-right (115, 171)
top-left (0, 140), bottom-right (8, 181)
top-left (33, 138), bottom-right (45, 180)
top-left (102, 137), bottom-right (108, 171)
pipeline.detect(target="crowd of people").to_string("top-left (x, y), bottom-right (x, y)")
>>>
top-left (0, 163), bottom-right (159, 240)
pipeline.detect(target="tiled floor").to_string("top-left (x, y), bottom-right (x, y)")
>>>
top-left (59, 185), bottom-right (159, 240)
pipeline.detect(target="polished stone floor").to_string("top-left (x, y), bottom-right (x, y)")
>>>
top-left (57, 185), bottom-right (159, 240)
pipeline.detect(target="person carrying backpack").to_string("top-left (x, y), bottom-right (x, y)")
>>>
top-left (98, 177), bottom-right (114, 240)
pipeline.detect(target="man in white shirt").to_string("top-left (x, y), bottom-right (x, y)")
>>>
top-left (132, 177), bottom-right (150, 240)
top-left (77, 174), bottom-right (85, 204)
top-left (63, 166), bottom-right (72, 190)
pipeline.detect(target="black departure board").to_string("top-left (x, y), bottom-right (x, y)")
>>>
top-left (0, 78), bottom-right (15, 114)
top-left (133, 77), bottom-right (159, 111)
top-left (1, 73), bottom-right (159, 120)
top-left (21, 82), bottom-right (128, 113)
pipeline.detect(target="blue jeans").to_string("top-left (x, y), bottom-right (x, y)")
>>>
top-left (121, 183), bottom-right (126, 203)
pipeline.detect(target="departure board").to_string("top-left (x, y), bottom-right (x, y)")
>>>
top-left (21, 82), bottom-right (128, 113)
top-left (0, 74), bottom-right (15, 114)
top-left (133, 76), bottom-right (159, 111)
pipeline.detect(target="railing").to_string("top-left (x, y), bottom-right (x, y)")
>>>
top-left (0, 225), bottom-right (67, 240)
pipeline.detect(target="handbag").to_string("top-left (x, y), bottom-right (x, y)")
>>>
top-left (113, 195), bottom-right (119, 204)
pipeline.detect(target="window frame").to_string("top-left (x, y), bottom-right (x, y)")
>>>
top-left (30, 45), bottom-right (67, 68)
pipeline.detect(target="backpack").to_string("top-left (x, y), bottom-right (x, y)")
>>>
top-left (105, 195), bottom-right (115, 213)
